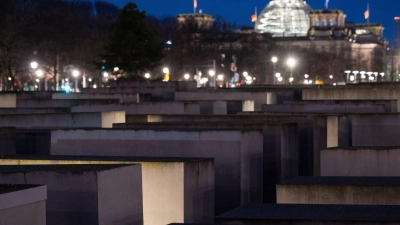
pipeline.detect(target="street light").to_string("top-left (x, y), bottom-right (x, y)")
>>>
top-left (36, 70), bottom-right (44, 91)
top-left (72, 70), bottom-right (80, 92)
top-left (209, 70), bottom-right (215, 87)
top-left (360, 71), bottom-right (366, 79)
top-left (144, 73), bottom-right (150, 79)
top-left (163, 67), bottom-right (169, 82)
top-left (184, 74), bottom-right (190, 80)
top-left (344, 70), bottom-right (351, 82)
top-left (243, 71), bottom-right (248, 77)
top-left (31, 62), bottom-right (38, 69)
top-left (352, 71), bottom-right (359, 83)
top-left (287, 58), bottom-right (296, 84)
top-left (271, 56), bottom-right (278, 84)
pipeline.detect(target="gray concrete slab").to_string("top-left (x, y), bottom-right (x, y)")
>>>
top-left (0, 164), bottom-right (143, 225)
top-left (0, 184), bottom-right (46, 225)
top-left (0, 156), bottom-right (214, 225)
top-left (0, 127), bottom-right (16, 155)
top-left (16, 99), bottom-right (119, 108)
top-left (71, 102), bottom-right (200, 115)
top-left (321, 147), bottom-right (400, 176)
top-left (0, 111), bottom-right (125, 128)
top-left (277, 177), bottom-right (400, 205)
top-left (49, 128), bottom-right (262, 215)
top-left (215, 203), bottom-right (400, 224)
top-left (129, 114), bottom-right (328, 176)
top-left (113, 122), bottom-right (298, 203)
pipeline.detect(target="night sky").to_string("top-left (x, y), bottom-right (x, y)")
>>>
top-left (109, 0), bottom-right (400, 46)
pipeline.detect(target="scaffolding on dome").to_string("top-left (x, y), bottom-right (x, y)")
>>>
top-left (255, 0), bottom-right (312, 37)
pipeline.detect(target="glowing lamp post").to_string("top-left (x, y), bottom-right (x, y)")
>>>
top-left (271, 56), bottom-right (278, 84)
top-left (184, 74), bottom-right (190, 80)
top-left (344, 70), bottom-right (351, 82)
top-left (163, 67), bottom-right (170, 82)
top-left (209, 70), bottom-right (215, 87)
top-left (30, 62), bottom-right (38, 69)
top-left (144, 73), bottom-right (150, 79)
top-left (287, 58), bottom-right (296, 84)
top-left (36, 69), bottom-right (44, 91)
top-left (72, 70), bottom-right (80, 92)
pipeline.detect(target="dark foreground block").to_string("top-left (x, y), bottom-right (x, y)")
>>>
top-left (215, 204), bottom-right (400, 224)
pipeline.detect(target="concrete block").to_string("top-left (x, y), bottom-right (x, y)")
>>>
top-left (175, 91), bottom-right (272, 111)
top-left (277, 177), bottom-right (400, 205)
top-left (0, 157), bottom-right (214, 225)
top-left (49, 128), bottom-right (263, 215)
top-left (112, 122), bottom-right (298, 203)
top-left (0, 184), bottom-right (46, 225)
top-left (0, 93), bottom-right (16, 108)
top-left (215, 204), bottom-right (400, 224)
top-left (52, 93), bottom-right (139, 103)
top-left (321, 147), bottom-right (400, 176)
top-left (136, 114), bottom-right (327, 177)
top-left (0, 112), bottom-right (124, 128)
top-left (16, 99), bottom-right (119, 108)
top-left (71, 102), bottom-right (201, 115)
top-left (351, 114), bottom-right (400, 146)
top-left (16, 129), bottom-right (50, 155)
top-left (0, 164), bottom-right (143, 225)
top-left (0, 127), bottom-right (16, 156)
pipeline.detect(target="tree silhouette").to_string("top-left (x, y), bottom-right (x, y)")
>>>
top-left (99, 3), bottom-right (164, 80)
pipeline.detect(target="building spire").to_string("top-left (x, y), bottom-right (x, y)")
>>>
top-left (325, 0), bottom-right (329, 9)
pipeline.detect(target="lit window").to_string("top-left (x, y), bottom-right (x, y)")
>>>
top-left (329, 19), bottom-right (333, 26)
top-left (315, 20), bottom-right (320, 26)
top-left (322, 19), bottom-right (327, 26)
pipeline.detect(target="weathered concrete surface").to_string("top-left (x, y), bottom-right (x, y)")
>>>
top-left (52, 93), bottom-right (139, 103)
top-left (71, 102), bottom-right (200, 115)
top-left (302, 88), bottom-right (400, 112)
top-left (50, 128), bottom-right (262, 215)
top-left (112, 122), bottom-right (298, 203)
top-left (0, 156), bottom-right (214, 225)
top-left (0, 127), bottom-right (16, 155)
top-left (16, 129), bottom-right (50, 155)
top-left (81, 86), bottom-right (176, 101)
top-left (262, 103), bottom-right (387, 113)
top-left (0, 93), bottom-right (16, 108)
top-left (321, 147), bottom-right (400, 176)
top-left (175, 91), bottom-right (275, 111)
top-left (277, 177), bottom-right (400, 205)
top-left (0, 108), bottom-right (70, 114)
top-left (351, 114), bottom-right (400, 146)
top-left (16, 99), bottom-right (119, 108)
top-left (284, 100), bottom-right (397, 112)
top-left (0, 164), bottom-right (143, 225)
top-left (215, 203), bottom-right (400, 224)
top-left (0, 184), bottom-right (46, 225)
top-left (0, 111), bottom-right (124, 128)
top-left (129, 114), bottom-right (328, 177)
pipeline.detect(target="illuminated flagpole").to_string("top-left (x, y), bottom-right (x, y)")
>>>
top-left (325, 0), bottom-right (329, 9)
top-left (194, 0), bottom-right (197, 14)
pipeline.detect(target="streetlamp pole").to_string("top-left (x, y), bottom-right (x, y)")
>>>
top-left (271, 56), bottom-right (278, 84)
top-left (73, 70), bottom-right (80, 92)
top-left (36, 70), bottom-right (44, 91)
top-left (287, 58), bottom-right (296, 84)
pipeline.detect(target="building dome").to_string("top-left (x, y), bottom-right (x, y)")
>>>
top-left (255, 0), bottom-right (312, 37)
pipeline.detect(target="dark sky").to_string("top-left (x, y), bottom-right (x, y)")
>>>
top-left (109, 0), bottom-right (400, 46)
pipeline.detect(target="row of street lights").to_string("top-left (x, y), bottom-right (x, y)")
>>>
top-left (344, 70), bottom-right (385, 82)
top-left (271, 56), bottom-right (296, 84)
